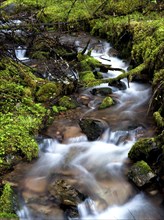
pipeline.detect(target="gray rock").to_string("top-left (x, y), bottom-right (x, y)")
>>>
top-left (128, 160), bottom-right (156, 187)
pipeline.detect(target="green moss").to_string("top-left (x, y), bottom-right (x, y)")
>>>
top-left (99, 97), bottom-right (114, 109)
top-left (128, 138), bottom-right (156, 161)
top-left (0, 183), bottom-right (15, 214)
top-left (128, 160), bottom-right (156, 187)
top-left (77, 53), bottom-right (101, 69)
top-left (153, 69), bottom-right (164, 86)
top-left (0, 57), bottom-right (48, 172)
top-left (58, 96), bottom-right (77, 109)
top-left (36, 82), bottom-right (62, 102)
top-left (52, 105), bottom-right (67, 113)
top-left (130, 160), bottom-right (153, 176)
top-left (153, 111), bottom-right (164, 129)
top-left (79, 71), bottom-right (101, 87)
top-left (31, 51), bottom-right (49, 59)
top-left (0, 112), bottom-right (42, 169)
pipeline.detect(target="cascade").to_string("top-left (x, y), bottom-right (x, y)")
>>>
top-left (17, 37), bottom-right (163, 220)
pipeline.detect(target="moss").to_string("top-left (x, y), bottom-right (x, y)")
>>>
top-left (36, 82), bottom-right (62, 102)
top-left (77, 53), bottom-right (101, 71)
top-left (99, 97), bottom-right (114, 109)
top-left (52, 105), bottom-right (67, 113)
top-left (0, 57), bottom-right (48, 173)
top-left (153, 69), bottom-right (164, 86)
top-left (128, 160), bottom-right (156, 187)
top-left (31, 51), bottom-right (49, 59)
top-left (128, 138), bottom-right (156, 161)
top-left (58, 96), bottom-right (77, 109)
top-left (153, 111), bottom-right (164, 129)
top-left (0, 112), bottom-right (42, 169)
top-left (130, 160), bottom-right (153, 175)
top-left (0, 183), bottom-right (15, 214)
top-left (79, 71), bottom-right (101, 87)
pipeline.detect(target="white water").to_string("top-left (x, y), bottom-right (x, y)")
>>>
top-left (17, 39), bottom-right (163, 220)
top-left (15, 46), bottom-right (29, 61)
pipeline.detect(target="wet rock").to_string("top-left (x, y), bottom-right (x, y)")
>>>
top-left (132, 73), bottom-right (149, 82)
top-left (108, 80), bottom-right (127, 90)
top-left (23, 177), bottom-right (48, 194)
top-left (2, 162), bottom-right (35, 187)
top-left (48, 179), bottom-right (84, 205)
top-left (78, 95), bottom-right (91, 106)
top-left (79, 118), bottom-right (108, 141)
top-left (128, 160), bottom-right (156, 187)
top-left (48, 179), bottom-right (85, 218)
top-left (108, 48), bottom-right (119, 57)
top-left (28, 203), bottom-right (64, 218)
top-left (63, 126), bottom-right (87, 143)
top-left (90, 87), bottom-right (112, 96)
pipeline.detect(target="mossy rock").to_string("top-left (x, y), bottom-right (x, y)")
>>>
top-left (77, 53), bottom-right (101, 72)
top-left (99, 97), bottom-right (114, 109)
top-left (58, 96), bottom-right (77, 109)
top-left (36, 82), bottom-right (62, 102)
top-left (79, 71), bottom-right (101, 87)
top-left (128, 138), bottom-right (162, 163)
top-left (128, 160), bottom-right (156, 187)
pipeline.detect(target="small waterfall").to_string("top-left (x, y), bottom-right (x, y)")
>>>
top-left (15, 46), bottom-right (29, 61)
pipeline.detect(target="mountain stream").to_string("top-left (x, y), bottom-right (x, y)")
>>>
top-left (15, 35), bottom-right (163, 220)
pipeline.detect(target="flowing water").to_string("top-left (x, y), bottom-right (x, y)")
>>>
top-left (17, 38), bottom-right (163, 219)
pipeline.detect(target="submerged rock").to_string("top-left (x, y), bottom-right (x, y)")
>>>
top-left (128, 160), bottom-right (156, 187)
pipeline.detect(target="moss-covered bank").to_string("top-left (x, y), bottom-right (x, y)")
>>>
top-left (0, 58), bottom-right (40, 172)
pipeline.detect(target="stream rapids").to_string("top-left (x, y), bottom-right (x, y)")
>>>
top-left (14, 35), bottom-right (164, 220)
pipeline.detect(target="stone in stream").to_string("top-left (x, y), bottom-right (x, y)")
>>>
top-left (79, 118), bottom-right (108, 141)
top-left (128, 160), bottom-right (156, 187)
top-left (90, 87), bottom-right (112, 96)
top-left (108, 80), bottom-right (127, 90)
top-left (48, 179), bottom-right (86, 218)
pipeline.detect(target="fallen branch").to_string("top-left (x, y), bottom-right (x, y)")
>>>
top-left (101, 62), bottom-right (146, 85)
